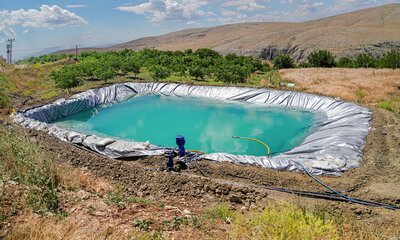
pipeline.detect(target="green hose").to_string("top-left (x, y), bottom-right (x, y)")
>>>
top-left (232, 136), bottom-right (271, 156)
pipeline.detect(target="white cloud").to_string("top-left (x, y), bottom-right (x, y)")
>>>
top-left (222, 0), bottom-right (268, 11)
top-left (118, 0), bottom-right (399, 24)
top-left (66, 4), bottom-right (87, 8)
top-left (0, 5), bottom-right (87, 40)
top-left (115, 0), bottom-right (212, 22)
top-left (238, 3), bottom-right (266, 11)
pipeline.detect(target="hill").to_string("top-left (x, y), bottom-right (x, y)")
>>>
top-left (58, 4), bottom-right (400, 60)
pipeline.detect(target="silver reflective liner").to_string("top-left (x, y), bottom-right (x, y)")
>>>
top-left (12, 83), bottom-right (372, 176)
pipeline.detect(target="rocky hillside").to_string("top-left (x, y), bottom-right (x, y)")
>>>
top-left (59, 4), bottom-right (400, 61)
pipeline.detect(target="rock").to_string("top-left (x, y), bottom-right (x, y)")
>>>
top-left (229, 195), bottom-right (243, 204)
top-left (165, 205), bottom-right (179, 211)
top-left (209, 185), bottom-right (217, 192)
top-left (241, 188), bottom-right (249, 194)
top-left (183, 209), bottom-right (192, 216)
top-left (240, 206), bottom-right (248, 214)
top-left (250, 203), bottom-right (257, 211)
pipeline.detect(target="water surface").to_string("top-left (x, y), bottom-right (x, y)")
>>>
top-left (55, 95), bottom-right (322, 156)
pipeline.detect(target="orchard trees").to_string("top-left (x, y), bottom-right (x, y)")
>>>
top-left (272, 55), bottom-right (295, 69)
top-left (49, 66), bottom-right (82, 91)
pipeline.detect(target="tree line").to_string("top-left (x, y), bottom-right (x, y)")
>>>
top-left (272, 49), bottom-right (400, 69)
top-left (19, 48), bottom-right (400, 91)
top-left (46, 48), bottom-right (266, 91)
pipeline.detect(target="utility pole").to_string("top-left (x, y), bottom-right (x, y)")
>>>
top-left (7, 39), bottom-right (15, 64)
top-left (75, 45), bottom-right (78, 60)
top-left (6, 43), bottom-right (10, 63)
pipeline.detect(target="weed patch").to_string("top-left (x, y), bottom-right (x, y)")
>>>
top-left (229, 203), bottom-right (339, 240)
top-left (132, 218), bottom-right (152, 231)
top-left (205, 204), bottom-right (237, 224)
top-left (0, 126), bottom-right (58, 215)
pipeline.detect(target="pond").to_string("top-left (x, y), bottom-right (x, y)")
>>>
top-left (54, 95), bottom-right (323, 156)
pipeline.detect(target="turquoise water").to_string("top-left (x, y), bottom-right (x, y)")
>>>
top-left (54, 95), bottom-right (322, 156)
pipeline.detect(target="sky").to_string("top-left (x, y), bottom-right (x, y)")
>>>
top-left (0, 0), bottom-right (399, 60)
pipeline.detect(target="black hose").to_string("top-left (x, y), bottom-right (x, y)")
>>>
top-left (222, 165), bottom-right (399, 210)
top-left (70, 144), bottom-right (399, 210)
top-left (290, 160), bottom-right (400, 210)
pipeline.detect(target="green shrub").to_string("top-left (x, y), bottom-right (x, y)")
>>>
top-left (307, 50), bottom-right (336, 68)
top-left (355, 53), bottom-right (378, 68)
top-left (380, 49), bottom-right (400, 69)
top-left (337, 57), bottom-right (355, 68)
top-left (272, 54), bottom-right (295, 69)
top-left (298, 62), bottom-right (312, 68)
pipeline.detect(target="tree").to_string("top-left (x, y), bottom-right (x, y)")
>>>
top-left (355, 53), bottom-right (377, 68)
top-left (380, 49), bottom-right (400, 69)
top-left (77, 57), bottom-right (99, 79)
top-left (93, 65), bottom-right (117, 83)
top-left (337, 57), bottom-right (355, 68)
top-left (272, 55), bottom-right (295, 69)
top-left (194, 48), bottom-right (220, 59)
top-left (149, 65), bottom-right (171, 81)
top-left (214, 63), bottom-right (247, 83)
top-left (49, 66), bottom-right (82, 92)
top-left (121, 57), bottom-right (141, 77)
top-left (189, 65), bottom-right (205, 80)
top-left (307, 50), bottom-right (336, 68)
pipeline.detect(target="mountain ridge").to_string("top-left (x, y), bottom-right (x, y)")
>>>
top-left (57, 4), bottom-right (400, 60)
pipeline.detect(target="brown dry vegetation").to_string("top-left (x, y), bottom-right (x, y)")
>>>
top-left (280, 68), bottom-right (400, 111)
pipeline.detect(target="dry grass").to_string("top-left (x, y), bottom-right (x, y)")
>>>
top-left (6, 214), bottom-right (148, 240)
top-left (280, 68), bottom-right (400, 105)
top-left (57, 164), bottom-right (111, 194)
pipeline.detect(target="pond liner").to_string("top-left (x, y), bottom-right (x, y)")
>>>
top-left (12, 82), bottom-right (372, 176)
